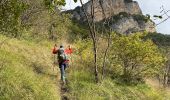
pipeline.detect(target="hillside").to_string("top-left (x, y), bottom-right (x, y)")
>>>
top-left (1, 0), bottom-right (170, 100)
top-left (0, 35), bottom-right (61, 100)
top-left (0, 34), bottom-right (170, 100)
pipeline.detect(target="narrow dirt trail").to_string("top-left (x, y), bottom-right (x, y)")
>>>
top-left (54, 66), bottom-right (69, 100)
top-left (60, 82), bottom-right (69, 100)
top-left (52, 66), bottom-right (69, 100)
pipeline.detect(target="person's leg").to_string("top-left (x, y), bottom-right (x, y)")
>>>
top-left (60, 63), bottom-right (65, 83)
top-left (64, 63), bottom-right (67, 79)
top-left (64, 63), bottom-right (67, 70)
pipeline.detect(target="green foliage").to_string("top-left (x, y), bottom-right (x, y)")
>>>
top-left (0, 0), bottom-right (27, 37)
top-left (44, 0), bottom-right (78, 9)
top-left (48, 13), bottom-right (72, 40)
top-left (145, 33), bottom-right (170, 46)
top-left (68, 21), bottom-right (89, 42)
top-left (132, 14), bottom-right (150, 23)
top-left (16, 0), bottom-right (73, 41)
top-left (64, 31), bottom-right (169, 99)
top-left (109, 12), bottom-right (130, 24)
top-left (110, 32), bottom-right (166, 83)
top-left (0, 0), bottom-right (73, 40)
top-left (108, 13), bottom-right (150, 26)
top-left (44, 0), bottom-right (66, 9)
top-left (74, 39), bottom-right (93, 65)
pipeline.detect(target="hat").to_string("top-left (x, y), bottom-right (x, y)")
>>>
top-left (60, 44), bottom-right (64, 48)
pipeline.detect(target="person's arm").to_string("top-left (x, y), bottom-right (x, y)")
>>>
top-left (52, 44), bottom-right (58, 54)
top-left (65, 45), bottom-right (73, 54)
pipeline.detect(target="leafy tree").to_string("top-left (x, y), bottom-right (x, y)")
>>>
top-left (0, 0), bottom-right (72, 39)
top-left (110, 33), bottom-right (166, 83)
top-left (0, 0), bottom-right (27, 37)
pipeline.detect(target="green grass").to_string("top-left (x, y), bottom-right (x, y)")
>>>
top-left (1, 34), bottom-right (170, 100)
top-left (0, 35), bottom-right (60, 100)
top-left (66, 66), bottom-right (169, 100)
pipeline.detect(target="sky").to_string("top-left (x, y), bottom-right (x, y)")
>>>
top-left (63, 0), bottom-right (170, 34)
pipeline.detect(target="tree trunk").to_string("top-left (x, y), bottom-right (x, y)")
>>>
top-left (94, 40), bottom-right (99, 83)
top-left (80, 0), bottom-right (99, 83)
top-left (102, 33), bottom-right (111, 80)
top-left (163, 61), bottom-right (170, 87)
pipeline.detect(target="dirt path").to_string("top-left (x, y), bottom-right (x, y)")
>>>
top-left (60, 82), bottom-right (69, 100)
top-left (56, 67), bottom-right (69, 100)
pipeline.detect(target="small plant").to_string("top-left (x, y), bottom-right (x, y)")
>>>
top-left (132, 14), bottom-right (150, 23)
top-left (109, 12), bottom-right (130, 25)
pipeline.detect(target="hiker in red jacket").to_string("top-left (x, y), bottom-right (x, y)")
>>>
top-left (52, 44), bottom-right (73, 83)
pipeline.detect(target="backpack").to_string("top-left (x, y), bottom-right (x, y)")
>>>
top-left (58, 48), bottom-right (67, 62)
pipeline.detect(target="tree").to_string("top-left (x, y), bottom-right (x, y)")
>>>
top-left (162, 48), bottom-right (170, 86)
top-left (79, 0), bottom-right (100, 83)
top-left (110, 32), bottom-right (166, 82)
top-left (0, 0), bottom-right (26, 37)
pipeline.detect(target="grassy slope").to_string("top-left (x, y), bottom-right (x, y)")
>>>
top-left (66, 68), bottom-right (170, 100)
top-left (0, 35), bottom-right (60, 100)
top-left (1, 34), bottom-right (170, 100)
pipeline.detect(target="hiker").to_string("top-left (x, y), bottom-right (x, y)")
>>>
top-left (52, 44), bottom-right (73, 83)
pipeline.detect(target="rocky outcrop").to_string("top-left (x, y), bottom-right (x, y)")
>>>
top-left (67, 0), bottom-right (156, 34)
top-left (72, 0), bottom-right (142, 22)
top-left (111, 17), bottom-right (156, 34)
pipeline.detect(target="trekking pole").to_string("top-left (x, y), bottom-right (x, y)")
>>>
top-left (70, 53), bottom-right (73, 67)
top-left (52, 44), bottom-right (57, 72)
top-left (53, 54), bottom-right (55, 72)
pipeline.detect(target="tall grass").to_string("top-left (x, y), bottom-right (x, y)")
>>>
top-left (0, 35), bottom-right (60, 100)
top-left (66, 67), bottom-right (168, 100)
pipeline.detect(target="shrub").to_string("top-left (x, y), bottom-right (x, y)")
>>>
top-left (110, 32), bottom-right (166, 83)
top-left (132, 14), bottom-right (150, 23)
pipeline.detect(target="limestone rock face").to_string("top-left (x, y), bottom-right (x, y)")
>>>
top-left (75, 0), bottom-right (142, 21)
top-left (67, 0), bottom-right (156, 34)
top-left (111, 17), bottom-right (139, 34)
top-left (111, 17), bottom-right (156, 34)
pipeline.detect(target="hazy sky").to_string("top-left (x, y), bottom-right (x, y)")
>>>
top-left (63, 0), bottom-right (170, 34)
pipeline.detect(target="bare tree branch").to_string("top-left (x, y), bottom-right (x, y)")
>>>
top-left (80, 0), bottom-right (99, 83)
top-left (155, 5), bottom-right (170, 26)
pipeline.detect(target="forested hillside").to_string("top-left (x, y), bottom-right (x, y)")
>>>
top-left (1, 0), bottom-right (170, 100)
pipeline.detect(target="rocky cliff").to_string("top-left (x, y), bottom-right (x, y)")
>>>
top-left (67, 0), bottom-right (156, 34)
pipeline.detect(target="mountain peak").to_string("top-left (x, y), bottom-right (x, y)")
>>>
top-left (67, 0), bottom-right (156, 34)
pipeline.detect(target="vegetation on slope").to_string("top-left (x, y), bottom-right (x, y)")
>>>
top-left (67, 68), bottom-right (169, 100)
top-left (0, 35), bottom-right (60, 100)
top-left (64, 33), bottom-right (169, 100)
top-left (146, 33), bottom-right (170, 46)
top-left (1, 0), bottom-right (170, 100)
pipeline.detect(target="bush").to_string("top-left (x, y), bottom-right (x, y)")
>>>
top-left (145, 33), bottom-right (170, 46)
top-left (132, 14), bottom-right (150, 23)
top-left (110, 32), bottom-right (166, 83)
top-left (108, 12), bottom-right (130, 25)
